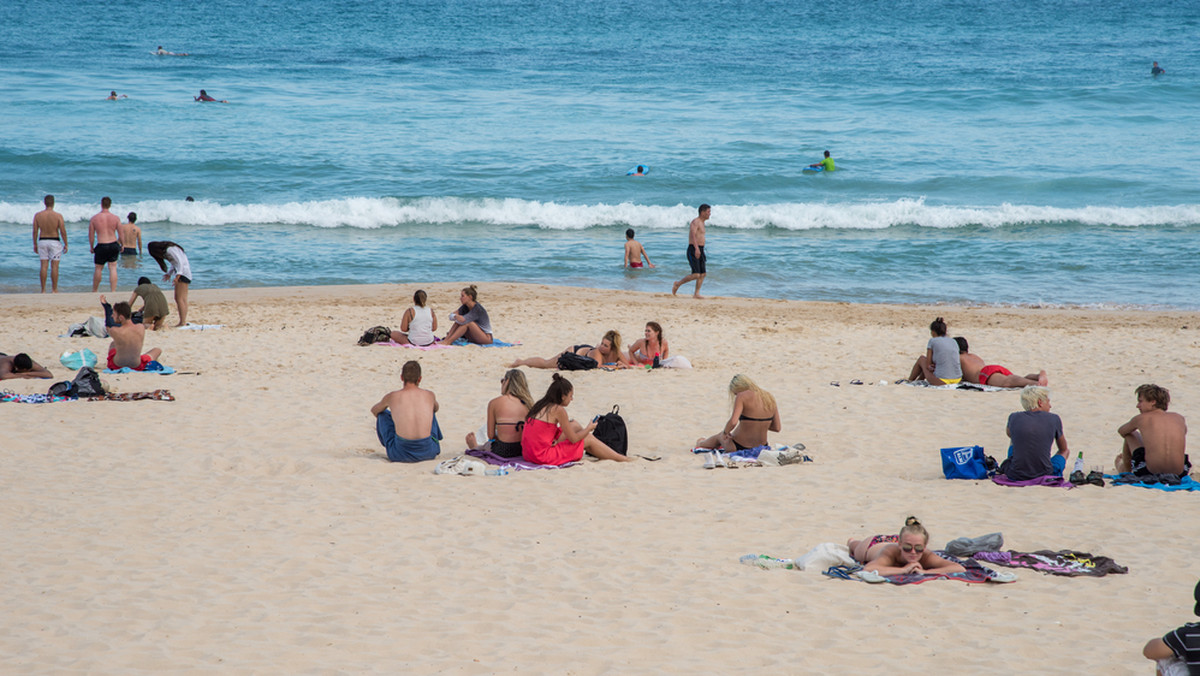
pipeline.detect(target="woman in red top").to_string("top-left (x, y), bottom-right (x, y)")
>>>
top-left (521, 374), bottom-right (632, 465)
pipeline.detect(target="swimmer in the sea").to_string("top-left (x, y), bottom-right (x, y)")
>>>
top-left (195, 89), bottom-right (228, 103)
top-left (808, 150), bottom-right (835, 171)
top-left (632, 165), bottom-right (646, 176)
top-left (155, 46), bottom-right (189, 56)
top-left (624, 228), bottom-right (654, 269)
top-left (1152, 61), bottom-right (1165, 76)
top-left (106, 91), bottom-right (128, 100)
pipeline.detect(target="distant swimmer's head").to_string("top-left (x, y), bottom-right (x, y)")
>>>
top-left (199, 89), bottom-right (208, 96)
top-left (413, 289), bottom-right (427, 307)
top-left (954, 336), bottom-right (968, 353)
top-left (929, 316), bottom-right (947, 336)
top-left (158, 46), bottom-right (163, 50)
top-left (101, 196), bottom-right (112, 209)
top-left (138, 276), bottom-right (151, 286)
top-left (110, 91), bottom-right (117, 96)
top-left (698, 203), bottom-right (711, 217)
top-left (626, 228), bottom-right (635, 240)
top-left (824, 150), bottom-right (831, 158)
top-left (127, 212), bottom-right (137, 223)
top-left (636, 165), bottom-right (645, 173)
top-left (44, 195), bottom-right (54, 207)
top-left (185, 196), bottom-right (194, 202)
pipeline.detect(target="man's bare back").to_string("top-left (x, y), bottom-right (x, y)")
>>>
top-left (108, 320), bottom-right (147, 368)
top-left (90, 210), bottom-right (119, 244)
top-left (118, 220), bottom-right (141, 251)
top-left (1121, 408), bottom-right (1188, 475)
top-left (34, 208), bottom-right (66, 239)
top-left (376, 385), bottom-right (438, 439)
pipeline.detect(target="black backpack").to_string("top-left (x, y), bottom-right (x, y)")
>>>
top-left (556, 351), bottom-right (598, 371)
top-left (592, 405), bottom-right (628, 455)
top-left (73, 366), bottom-right (106, 397)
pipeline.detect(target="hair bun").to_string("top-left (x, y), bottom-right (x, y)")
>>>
top-left (905, 516), bottom-right (921, 527)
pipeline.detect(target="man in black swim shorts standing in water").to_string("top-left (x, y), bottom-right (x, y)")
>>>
top-left (672, 203), bottom-right (709, 299)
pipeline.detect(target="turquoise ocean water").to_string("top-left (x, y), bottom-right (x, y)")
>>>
top-left (1, 0), bottom-right (1198, 307)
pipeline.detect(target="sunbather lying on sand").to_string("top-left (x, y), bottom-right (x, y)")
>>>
top-left (848, 516), bottom-right (966, 576)
top-left (510, 330), bottom-right (631, 369)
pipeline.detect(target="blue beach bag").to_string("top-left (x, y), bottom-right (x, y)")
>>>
top-left (941, 445), bottom-right (988, 480)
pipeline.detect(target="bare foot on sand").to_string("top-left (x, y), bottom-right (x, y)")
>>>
top-left (672, 280), bottom-right (682, 295)
top-left (1037, 370), bottom-right (1048, 386)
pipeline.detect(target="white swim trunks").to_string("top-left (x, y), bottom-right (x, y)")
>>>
top-left (37, 239), bottom-right (64, 261)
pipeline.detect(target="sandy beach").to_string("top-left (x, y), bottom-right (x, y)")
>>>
top-left (2, 282), bottom-right (1197, 673)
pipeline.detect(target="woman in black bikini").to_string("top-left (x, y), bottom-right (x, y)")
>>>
top-left (465, 369), bottom-right (534, 458)
top-left (695, 374), bottom-right (781, 453)
top-left (847, 517), bottom-right (965, 576)
top-left (509, 330), bottom-right (631, 369)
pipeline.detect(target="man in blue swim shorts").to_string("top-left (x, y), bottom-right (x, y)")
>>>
top-left (371, 360), bottom-right (443, 462)
top-left (672, 203), bottom-right (710, 299)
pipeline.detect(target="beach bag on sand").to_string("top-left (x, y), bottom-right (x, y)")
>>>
top-left (592, 405), bottom-right (628, 455)
top-left (556, 351), bottom-right (598, 371)
top-left (72, 367), bottom-right (106, 397)
top-left (358, 326), bottom-right (392, 346)
top-left (60, 348), bottom-right (98, 370)
top-left (941, 445), bottom-right (988, 480)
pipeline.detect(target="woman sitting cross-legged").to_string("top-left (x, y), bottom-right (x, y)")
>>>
top-left (521, 373), bottom-right (633, 465)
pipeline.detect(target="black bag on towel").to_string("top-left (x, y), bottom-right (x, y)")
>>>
top-left (592, 405), bottom-right (628, 455)
top-left (556, 351), bottom-right (598, 371)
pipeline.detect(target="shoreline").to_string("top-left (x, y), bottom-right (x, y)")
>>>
top-left (4, 280), bottom-right (1200, 316)
top-left (2, 281), bottom-right (1198, 672)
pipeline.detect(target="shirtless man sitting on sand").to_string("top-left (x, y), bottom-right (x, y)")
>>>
top-left (1116, 383), bottom-right (1190, 477)
top-left (0, 353), bottom-right (52, 380)
top-left (103, 298), bottom-right (162, 370)
top-left (954, 337), bottom-right (1047, 388)
top-left (370, 360), bottom-right (442, 463)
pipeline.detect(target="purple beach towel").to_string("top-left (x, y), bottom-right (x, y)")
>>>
top-left (465, 448), bottom-right (580, 471)
top-left (991, 474), bottom-right (1074, 489)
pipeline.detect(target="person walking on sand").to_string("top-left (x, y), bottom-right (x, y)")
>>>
top-left (33, 195), bottom-right (67, 293)
top-left (89, 196), bottom-right (121, 292)
top-left (672, 204), bottom-right (709, 298)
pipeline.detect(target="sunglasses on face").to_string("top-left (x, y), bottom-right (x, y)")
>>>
top-left (901, 544), bottom-right (925, 553)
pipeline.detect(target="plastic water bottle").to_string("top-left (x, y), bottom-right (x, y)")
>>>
top-left (739, 554), bottom-right (796, 570)
top-left (1072, 452), bottom-right (1084, 475)
top-left (485, 467), bottom-right (509, 476)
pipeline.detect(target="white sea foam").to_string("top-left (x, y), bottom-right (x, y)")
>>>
top-left (2, 197), bottom-right (1198, 230)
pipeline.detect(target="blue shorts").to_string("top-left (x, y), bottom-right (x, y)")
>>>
top-left (376, 411), bottom-right (442, 462)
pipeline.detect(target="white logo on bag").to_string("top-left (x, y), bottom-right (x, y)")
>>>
top-left (954, 449), bottom-right (975, 465)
